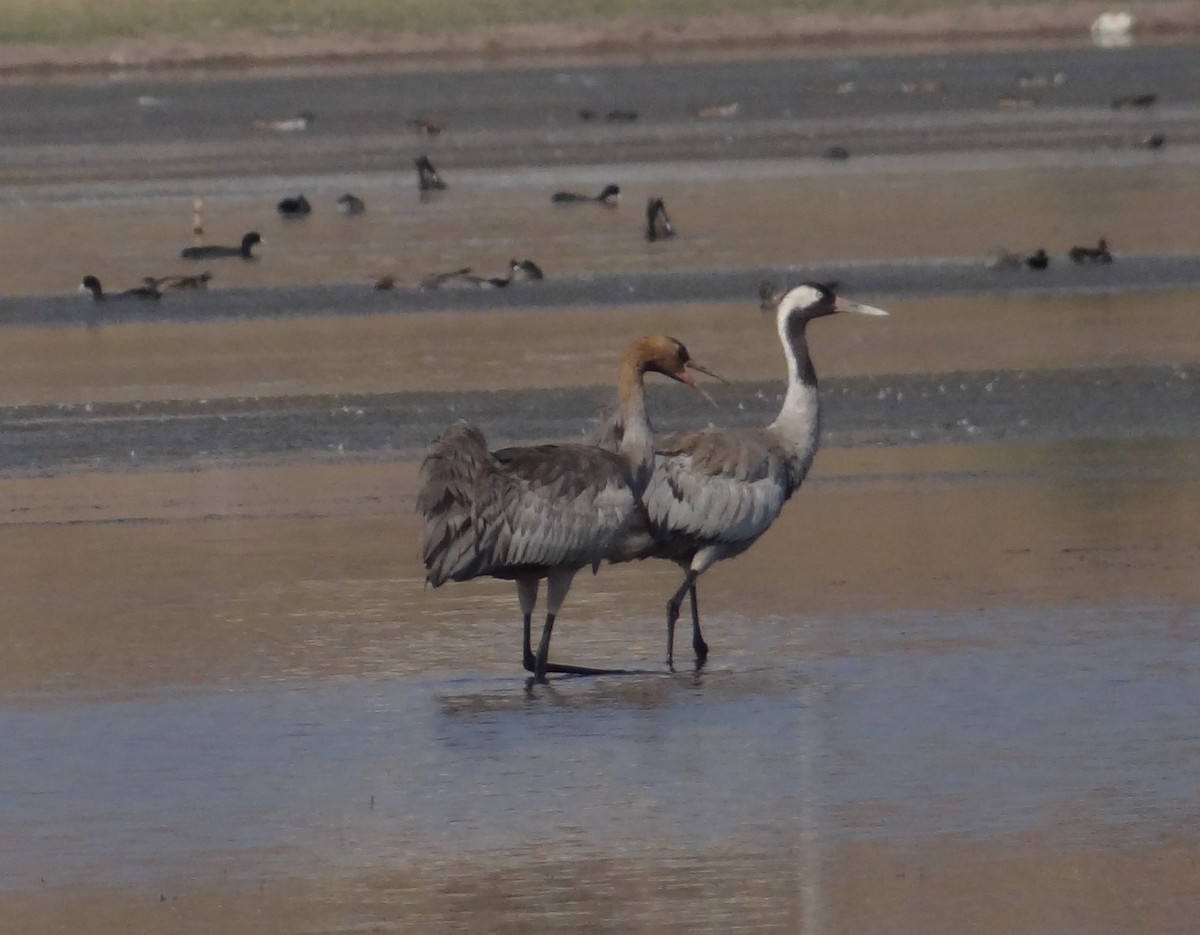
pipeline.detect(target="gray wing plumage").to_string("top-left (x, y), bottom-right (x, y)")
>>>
top-left (589, 411), bottom-right (793, 561)
top-left (418, 421), bottom-right (638, 585)
top-left (643, 426), bottom-right (792, 554)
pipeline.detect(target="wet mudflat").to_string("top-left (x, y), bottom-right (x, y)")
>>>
top-left (2, 441), bottom-right (1200, 933)
top-left (3, 42), bottom-right (1200, 935)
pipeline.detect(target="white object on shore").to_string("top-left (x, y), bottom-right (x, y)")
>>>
top-left (1091, 11), bottom-right (1134, 48)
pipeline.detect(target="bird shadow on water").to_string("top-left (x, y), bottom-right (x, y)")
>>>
top-left (433, 658), bottom-right (791, 718)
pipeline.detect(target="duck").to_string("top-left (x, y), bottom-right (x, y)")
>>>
top-left (551, 184), bottom-right (620, 206)
top-left (276, 194), bottom-right (312, 218)
top-left (1025, 248), bottom-right (1050, 270)
top-left (419, 259), bottom-right (544, 290)
top-left (507, 258), bottom-right (544, 282)
top-left (416, 155), bottom-right (447, 192)
top-left (80, 275), bottom-right (161, 302)
top-left (337, 193), bottom-right (365, 215)
top-left (645, 197), bottom-right (675, 242)
top-left (180, 231), bottom-right (262, 260)
top-left (1068, 238), bottom-right (1113, 264)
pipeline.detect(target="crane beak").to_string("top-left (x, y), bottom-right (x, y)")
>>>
top-left (675, 359), bottom-right (722, 408)
top-left (836, 298), bottom-right (889, 316)
top-left (686, 358), bottom-right (724, 382)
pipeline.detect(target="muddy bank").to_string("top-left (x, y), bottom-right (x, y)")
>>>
top-left (3, 3), bottom-right (1199, 78)
top-left (4, 834), bottom-right (1200, 934)
top-left (0, 364), bottom-right (1196, 475)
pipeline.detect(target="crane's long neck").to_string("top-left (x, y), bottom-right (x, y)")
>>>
top-left (767, 314), bottom-right (820, 491)
top-left (615, 360), bottom-right (655, 494)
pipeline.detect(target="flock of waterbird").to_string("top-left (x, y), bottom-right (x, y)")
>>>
top-left (419, 282), bottom-right (889, 683)
top-left (78, 154), bottom-right (675, 303)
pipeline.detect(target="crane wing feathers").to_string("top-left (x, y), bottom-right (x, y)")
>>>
top-left (418, 423), bottom-right (636, 584)
top-left (643, 427), bottom-right (790, 544)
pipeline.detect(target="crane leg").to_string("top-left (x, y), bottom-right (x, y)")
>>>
top-left (521, 570), bottom-right (617, 680)
top-left (665, 570), bottom-right (698, 669)
top-left (516, 579), bottom-right (539, 672)
top-left (533, 612), bottom-right (557, 683)
top-left (689, 580), bottom-right (708, 665)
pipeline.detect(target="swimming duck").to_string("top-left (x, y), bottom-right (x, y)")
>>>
top-left (416, 155), bottom-right (447, 192)
top-left (1138, 132), bottom-right (1167, 149)
top-left (277, 194), bottom-right (312, 218)
top-left (375, 275), bottom-right (397, 290)
top-left (180, 231), bottom-right (261, 260)
top-left (822, 145), bottom-right (851, 160)
top-left (1068, 238), bottom-right (1113, 264)
top-left (145, 271), bottom-right (213, 290)
top-left (80, 275), bottom-right (161, 302)
top-left (1025, 248), bottom-right (1050, 270)
top-left (645, 197), bottom-right (675, 242)
top-left (337, 193), bottom-right (365, 215)
top-left (551, 184), bottom-right (620, 205)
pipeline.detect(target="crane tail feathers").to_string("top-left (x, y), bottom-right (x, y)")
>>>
top-left (417, 421), bottom-right (505, 586)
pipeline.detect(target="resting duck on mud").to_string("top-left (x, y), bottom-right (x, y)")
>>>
top-left (420, 259), bottom-right (544, 290)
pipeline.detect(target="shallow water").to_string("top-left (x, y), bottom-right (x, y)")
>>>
top-left (1, 289), bottom-right (1199, 407)
top-left (3, 156), bottom-right (1200, 297)
top-left (2, 441), bottom-right (1199, 932)
top-left (4, 48), bottom-right (1200, 934)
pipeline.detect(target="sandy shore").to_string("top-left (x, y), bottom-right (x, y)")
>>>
top-left (2, 2), bottom-right (1199, 76)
